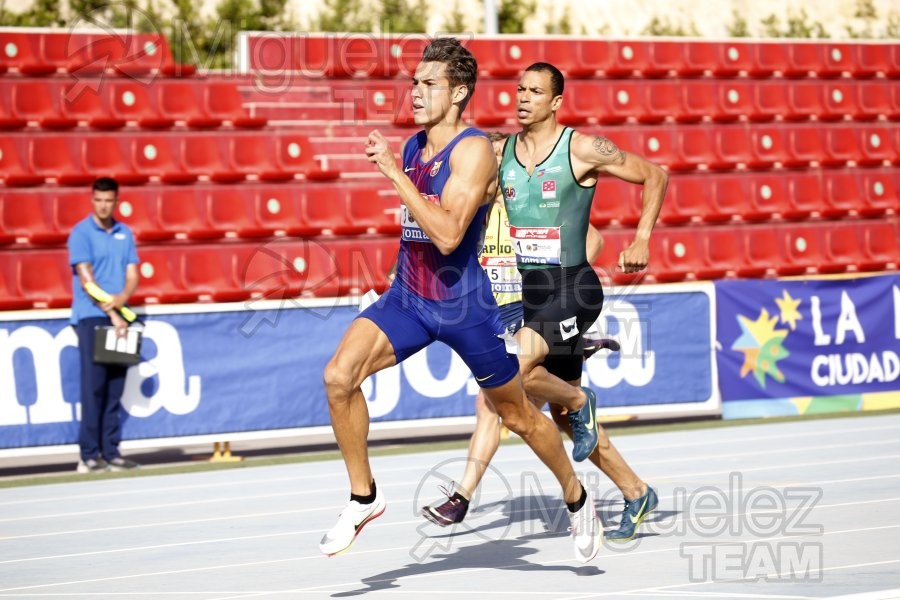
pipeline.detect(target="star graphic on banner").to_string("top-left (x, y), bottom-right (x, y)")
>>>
top-left (775, 290), bottom-right (803, 331)
top-left (732, 308), bottom-right (790, 389)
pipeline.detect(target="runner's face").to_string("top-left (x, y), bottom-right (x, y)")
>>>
top-left (411, 61), bottom-right (464, 125)
top-left (515, 70), bottom-right (559, 126)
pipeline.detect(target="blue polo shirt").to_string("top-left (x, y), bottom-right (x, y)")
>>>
top-left (67, 216), bottom-right (139, 325)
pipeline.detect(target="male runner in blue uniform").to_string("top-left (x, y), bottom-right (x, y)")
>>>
top-left (320, 39), bottom-right (601, 563)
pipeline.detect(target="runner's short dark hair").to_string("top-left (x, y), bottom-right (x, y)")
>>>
top-left (422, 37), bottom-right (477, 112)
top-left (525, 62), bottom-right (565, 97)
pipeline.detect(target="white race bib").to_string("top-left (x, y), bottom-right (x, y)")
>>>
top-left (481, 256), bottom-right (522, 293)
top-left (510, 226), bottom-right (562, 266)
top-left (400, 194), bottom-right (440, 243)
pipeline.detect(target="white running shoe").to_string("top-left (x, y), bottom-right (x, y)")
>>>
top-left (319, 488), bottom-right (386, 556)
top-left (568, 488), bottom-right (601, 564)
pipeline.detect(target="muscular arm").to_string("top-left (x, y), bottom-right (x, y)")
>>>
top-left (573, 132), bottom-right (668, 271)
top-left (367, 132), bottom-right (497, 255)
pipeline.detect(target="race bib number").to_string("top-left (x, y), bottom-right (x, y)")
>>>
top-left (401, 194), bottom-right (440, 243)
top-left (510, 226), bottom-right (562, 265)
top-left (481, 255), bottom-right (522, 294)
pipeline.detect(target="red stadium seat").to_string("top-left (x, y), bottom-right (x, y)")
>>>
top-left (821, 171), bottom-right (863, 218)
top-left (115, 189), bottom-right (174, 242)
top-left (652, 229), bottom-right (704, 282)
top-left (606, 41), bottom-right (664, 77)
top-left (2, 192), bottom-right (63, 244)
top-left (156, 81), bottom-right (222, 129)
top-left (131, 247), bottom-right (199, 305)
top-left (182, 247), bottom-right (250, 303)
top-left (659, 175), bottom-right (706, 224)
top-left (641, 81), bottom-right (682, 124)
top-left (253, 185), bottom-right (316, 237)
top-left (647, 41), bottom-right (689, 77)
top-left (207, 187), bottom-right (274, 238)
top-left (274, 133), bottom-right (339, 181)
top-left (853, 81), bottom-right (896, 121)
top-left (157, 188), bottom-right (221, 240)
top-left (1, 33), bottom-right (57, 75)
top-left (0, 83), bottom-right (27, 129)
top-left (714, 126), bottom-right (754, 169)
top-left (711, 42), bottom-right (754, 76)
top-left (682, 127), bottom-right (735, 171)
top-left (822, 223), bottom-right (864, 273)
top-left (782, 172), bottom-right (824, 220)
top-left (700, 227), bottom-right (743, 280)
top-left (182, 135), bottom-right (243, 183)
top-left (302, 186), bottom-right (362, 236)
top-left (716, 173), bottom-right (788, 222)
top-left (785, 42), bottom-right (854, 78)
top-left (784, 126), bottom-right (823, 168)
top-left (595, 176), bottom-right (642, 227)
top-left (83, 137), bottom-right (150, 186)
top-left (53, 190), bottom-right (90, 241)
top-left (230, 134), bottom-right (294, 182)
top-left (856, 126), bottom-right (893, 166)
top-left (0, 265), bottom-right (32, 310)
top-left (31, 136), bottom-right (94, 185)
top-left (749, 42), bottom-right (789, 77)
top-left (778, 225), bottom-right (826, 276)
top-left (544, 40), bottom-right (606, 78)
top-left (859, 220), bottom-right (899, 271)
top-left (345, 187), bottom-right (402, 235)
top-left (465, 39), bottom-right (541, 77)
top-left (11, 81), bottom-right (77, 129)
top-left (203, 82), bottom-right (267, 128)
top-left (856, 168), bottom-right (898, 217)
top-left (131, 135), bottom-right (196, 184)
top-left (332, 239), bottom-right (390, 295)
top-left (0, 137), bottom-right (43, 187)
top-left (471, 81), bottom-right (514, 127)
top-left (747, 126), bottom-right (791, 169)
top-left (16, 252), bottom-right (71, 308)
top-left (679, 41), bottom-right (720, 76)
top-left (739, 227), bottom-right (779, 278)
top-left (106, 81), bottom-right (172, 128)
top-left (60, 82), bottom-right (127, 129)
top-left (282, 240), bottom-right (341, 297)
top-left (854, 43), bottom-right (899, 78)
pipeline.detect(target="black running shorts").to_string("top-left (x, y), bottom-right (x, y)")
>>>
top-left (521, 263), bottom-right (604, 382)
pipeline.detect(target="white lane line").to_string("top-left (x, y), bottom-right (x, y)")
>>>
top-left (2, 420), bottom-right (897, 508)
top-left (4, 451), bottom-right (900, 534)
top-left (2, 486), bottom-right (899, 573)
top-left (3, 474), bottom-right (900, 543)
top-left (274, 526), bottom-right (900, 596)
top-left (3, 442), bottom-right (898, 524)
top-left (1, 518), bottom-right (897, 595)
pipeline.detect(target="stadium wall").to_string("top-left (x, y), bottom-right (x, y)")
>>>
top-left (1, 274), bottom-right (897, 456)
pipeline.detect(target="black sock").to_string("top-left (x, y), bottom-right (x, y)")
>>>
top-left (350, 480), bottom-right (377, 504)
top-left (566, 485), bottom-right (587, 513)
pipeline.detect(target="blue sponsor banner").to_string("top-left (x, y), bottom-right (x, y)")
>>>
top-left (715, 274), bottom-right (900, 404)
top-left (0, 285), bottom-right (717, 449)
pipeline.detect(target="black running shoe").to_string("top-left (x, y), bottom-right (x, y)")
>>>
top-left (422, 483), bottom-right (469, 527)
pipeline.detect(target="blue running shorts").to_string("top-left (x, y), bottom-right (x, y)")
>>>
top-left (358, 283), bottom-right (519, 389)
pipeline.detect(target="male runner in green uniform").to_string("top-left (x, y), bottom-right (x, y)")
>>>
top-left (423, 133), bottom-right (613, 528)
top-left (504, 63), bottom-right (667, 541)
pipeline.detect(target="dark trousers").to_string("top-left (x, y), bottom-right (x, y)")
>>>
top-left (75, 317), bottom-right (127, 461)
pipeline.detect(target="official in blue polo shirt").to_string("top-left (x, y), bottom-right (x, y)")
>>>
top-left (68, 177), bottom-right (141, 474)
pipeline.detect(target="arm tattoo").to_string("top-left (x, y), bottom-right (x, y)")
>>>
top-left (592, 136), bottom-right (627, 165)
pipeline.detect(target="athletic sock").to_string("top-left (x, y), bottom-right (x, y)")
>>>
top-left (350, 480), bottom-right (377, 505)
top-left (452, 492), bottom-right (469, 505)
top-left (566, 485), bottom-right (588, 513)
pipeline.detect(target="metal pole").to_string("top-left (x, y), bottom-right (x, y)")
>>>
top-left (484, 0), bottom-right (498, 34)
